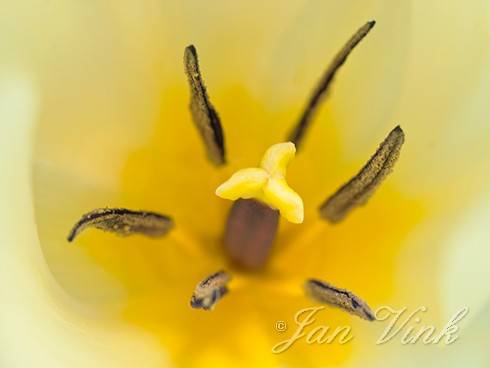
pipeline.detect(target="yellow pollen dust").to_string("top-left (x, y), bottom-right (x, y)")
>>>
top-left (215, 142), bottom-right (304, 223)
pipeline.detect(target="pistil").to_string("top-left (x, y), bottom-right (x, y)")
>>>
top-left (224, 199), bottom-right (279, 269)
top-left (216, 142), bottom-right (304, 269)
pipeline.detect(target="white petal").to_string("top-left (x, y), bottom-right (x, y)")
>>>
top-left (440, 192), bottom-right (490, 323)
top-left (0, 74), bottom-right (164, 368)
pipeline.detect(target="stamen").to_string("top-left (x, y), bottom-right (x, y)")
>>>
top-left (67, 208), bottom-right (173, 242)
top-left (288, 21), bottom-right (376, 148)
top-left (305, 279), bottom-right (375, 321)
top-left (190, 270), bottom-right (231, 310)
top-left (320, 126), bottom-right (404, 223)
top-left (184, 45), bottom-right (226, 166)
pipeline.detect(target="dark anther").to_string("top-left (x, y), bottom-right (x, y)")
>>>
top-left (67, 208), bottom-right (173, 242)
top-left (288, 21), bottom-right (376, 149)
top-left (184, 45), bottom-right (226, 166)
top-left (305, 278), bottom-right (375, 321)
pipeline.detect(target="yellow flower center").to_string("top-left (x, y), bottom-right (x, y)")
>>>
top-left (30, 17), bottom-right (429, 368)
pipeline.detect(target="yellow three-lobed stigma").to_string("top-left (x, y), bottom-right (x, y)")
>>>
top-left (215, 142), bottom-right (304, 223)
